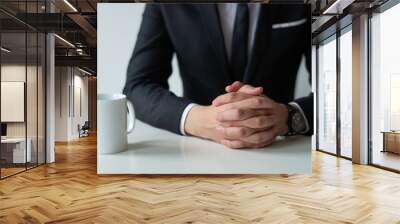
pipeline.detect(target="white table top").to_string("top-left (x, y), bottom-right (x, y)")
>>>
top-left (98, 121), bottom-right (311, 174)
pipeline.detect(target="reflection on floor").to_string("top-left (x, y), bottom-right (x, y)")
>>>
top-left (0, 167), bottom-right (25, 178)
top-left (0, 162), bottom-right (42, 178)
top-left (0, 135), bottom-right (400, 223)
top-left (373, 150), bottom-right (400, 171)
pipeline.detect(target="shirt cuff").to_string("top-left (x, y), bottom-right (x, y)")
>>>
top-left (288, 102), bottom-right (310, 134)
top-left (179, 103), bottom-right (197, 135)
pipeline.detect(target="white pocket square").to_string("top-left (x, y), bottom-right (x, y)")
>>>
top-left (272, 18), bottom-right (307, 29)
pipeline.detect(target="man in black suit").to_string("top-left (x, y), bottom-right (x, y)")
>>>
top-left (123, 3), bottom-right (313, 149)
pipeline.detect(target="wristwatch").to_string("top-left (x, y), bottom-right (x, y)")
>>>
top-left (285, 104), bottom-right (307, 136)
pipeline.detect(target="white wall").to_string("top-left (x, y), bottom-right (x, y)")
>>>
top-left (72, 73), bottom-right (89, 138)
top-left (98, 4), bottom-right (182, 96)
top-left (1, 65), bottom-right (41, 138)
top-left (55, 67), bottom-right (68, 141)
top-left (1, 66), bottom-right (26, 124)
top-left (1, 63), bottom-right (46, 163)
top-left (55, 67), bottom-right (89, 141)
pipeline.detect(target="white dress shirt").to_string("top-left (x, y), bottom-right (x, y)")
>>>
top-left (179, 3), bottom-right (309, 135)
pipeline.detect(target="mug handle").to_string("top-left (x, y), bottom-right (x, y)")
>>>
top-left (127, 100), bottom-right (135, 134)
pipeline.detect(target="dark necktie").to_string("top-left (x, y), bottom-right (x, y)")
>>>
top-left (231, 3), bottom-right (249, 81)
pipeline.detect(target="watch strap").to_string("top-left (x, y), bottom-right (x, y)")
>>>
top-left (285, 104), bottom-right (297, 136)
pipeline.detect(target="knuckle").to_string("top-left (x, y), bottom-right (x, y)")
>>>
top-left (230, 92), bottom-right (238, 99)
top-left (250, 98), bottom-right (259, 106)
top-left (216, 112), bottom-right (224, 121)
top-left (221, 128), bottom-right (228, 136)
top-left (238, 127), bottom-right (247, 136)
top-left (233, 109), bottom-right (244, 119)
top-left (255, 117), bottom-right (265, 127)
top-left (254, 98), bottom-right (264, 106)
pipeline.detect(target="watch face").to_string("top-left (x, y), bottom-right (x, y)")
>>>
top-left (291, 112), bottom-right (306, 133)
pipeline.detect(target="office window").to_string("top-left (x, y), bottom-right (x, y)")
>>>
top-left (339, 28), bottom-right (352, 158)
top-left (317, 36), bottom-right (337, 154)
top-left (370, 3), bottom-right (400, 171)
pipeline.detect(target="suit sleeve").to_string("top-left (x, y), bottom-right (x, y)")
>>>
top-left (123, 5), bottom-right (192, 134)
top-left (293, 13), bottom-right (313, 136)
top-left (293, 94), bottom-right (313, 136)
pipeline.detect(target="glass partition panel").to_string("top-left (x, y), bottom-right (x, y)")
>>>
top-left (317, 36), bottom-right (337, 154)
top-left (38, 32), bottom-right (45, 165)
top-left (0, 1), bottom-right (46, 179)
top-left (339, 28), bottom-right (352, 158)
top-left (1, 31), bottom-right (27, 177)
top-left (27, 31), bottom-right (38, 169)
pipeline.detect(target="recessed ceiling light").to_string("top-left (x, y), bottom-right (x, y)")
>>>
top-left (323, 0), bottom-right (354, 15)
top-left (78, 67), bottom-right (93, 76)
top-left (63, 0), bottom-right (78, 12)
top-left (54, 34), bottom-right (75, 48)
top-left (1, 47), bottom-right (11, 53)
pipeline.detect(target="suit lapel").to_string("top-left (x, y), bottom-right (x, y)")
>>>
top-left (244, 5), bottom-right (274, 83)
top-left (199, 4), bottom-right (232, 82)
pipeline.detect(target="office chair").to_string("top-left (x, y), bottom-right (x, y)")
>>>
top-left (79, 121), bottom-right (90, 138)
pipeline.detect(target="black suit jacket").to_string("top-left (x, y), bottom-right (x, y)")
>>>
top-left (123, 4), bottom-right (313, 135)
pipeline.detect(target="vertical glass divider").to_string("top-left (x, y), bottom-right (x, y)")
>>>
top-left (336, 29), bottom-right (342, 157)
top-left (25, 0), bottom-right (28, 171)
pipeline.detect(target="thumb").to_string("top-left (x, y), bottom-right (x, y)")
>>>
top-left (225, 81), bottom-right (243, 92)
top-left (238, 85), bottom-right (263, 96)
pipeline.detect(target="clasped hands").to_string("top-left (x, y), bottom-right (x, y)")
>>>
top-left (184, 81), bottom-right (289, 149)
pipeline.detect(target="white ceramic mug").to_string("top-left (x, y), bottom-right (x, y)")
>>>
top-left (98, 93), bottom-right (135, 154)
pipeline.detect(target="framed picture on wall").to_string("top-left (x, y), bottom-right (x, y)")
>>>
top-left (1, 81), bottom-right (25, 122)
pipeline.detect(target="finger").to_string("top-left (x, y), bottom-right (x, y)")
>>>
top-left (224, 96), bottom-right (275, 110)
top-left (241, 129), bottom-right (277, 144)
top-left (220, 116), bottom-right (276, 129)
top-left (221, 138), bottom-right (275, 149)
top-left (225, 81), bottom-right (243, 92)
top-left (212, 92), bottom-right (253, 106)
top-left (221, 139), bottom-right (246, 149)
top-left (216, 126), bottom-right (256, 139)
top-left (226, 83), bottom-right (263, 96)
top-left (216, 108), bottom-right (269, 122)
top-left (238, 85), bottom-right (263, 96)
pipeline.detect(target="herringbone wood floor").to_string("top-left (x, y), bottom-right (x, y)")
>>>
top-left (1, 135), bottom-right (400, 224)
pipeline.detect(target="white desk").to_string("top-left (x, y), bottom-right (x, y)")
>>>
top-left (1, 138), bottom-right (31, 163)
top-left (98, 121), bottom-right (311, 174)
